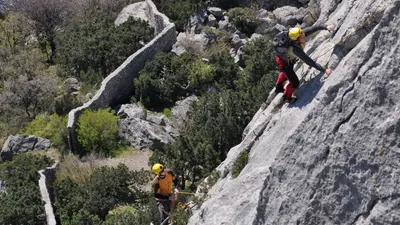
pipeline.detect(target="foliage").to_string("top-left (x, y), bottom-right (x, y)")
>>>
top-left (232, 151), bottom-right (248, 178)
top-left (153, 0), bottom-right (207, 32)
top-left (10, 0), bottom-right (72, 63)
top-left (134, 52), bottom-right (194, 110)
top-left (201, 26), bottom-right (232, 45)
top-left (22, 113), bottom-right (68, 148)
top-left (209, 0), bottom-right (242, 9)
top-left (54, 163), bottom-right (152, 224)
top-left (235, 36), bottom-right (277, 113)
top-left (226, 7), bottom-right (258, 36)
top-left (56, 16), bottom-right (154, 83)
top-left (151, 91), bottom-right (250, 189)
top-left (0, 154), bottom-right (54, 225)
top-left (76, 108), bottom-right (119, 156)
top-left (163, 108), bottom-right (172, 118)
top-left (0, 73), bottom-right (59, 127)
top-left (209, 51), bottom-right (239, 90)
top-left (103, 205), bottom-right (154, 225)
top-left (0, 12), bottom-right (35, 54)
top-left (188, 59), bottom-right (216, 92)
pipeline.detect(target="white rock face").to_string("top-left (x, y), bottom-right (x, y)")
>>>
top-left (188, 0), bottom-right (400, 224)
top-left (115, 2), bottom-right (149, 26)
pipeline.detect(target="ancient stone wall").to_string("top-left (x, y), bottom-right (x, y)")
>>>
top-left (67, 0), bottom-right (176, 152)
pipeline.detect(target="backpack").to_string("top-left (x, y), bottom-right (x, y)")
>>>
top-left (272, 30), bottom-right (291, 54)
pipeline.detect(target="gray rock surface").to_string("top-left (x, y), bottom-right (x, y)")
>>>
top-left (115, 2), bottom-right (149, 26)
top-left (118, 96), bottom-right (197, 149)
top-left (206, 14), bottom-right (217, 27)
top-left (186, 10), bottom-right (208, 34)
top-left (63, 78), bottom-right (80, 93)
top-left (1, 135), bottom-right (52, 161)
top-left (208, 7), bottom-right (224, 17)
top-left (188, 0), bottom-right (400, 224)
top-left (273, 6), bottom-right (306, 27)
top-left (168, 95), bottom-right (198, 132)
top-left (172, 32), bottom-right (213, 56)
top-left (119, 118), bottom-right (174, 150)
top-left (117, 103), bottom-right (146, 120)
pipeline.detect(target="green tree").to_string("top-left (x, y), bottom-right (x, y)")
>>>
top-left (0, 154), bottom-right (53, 225)
top-left (134, 52), bottom-right (195, 110)
top-left (0, 12), bottom-right (35, 54)
top-left (236, 36), bottom-right (277, 113)
top-left (152, 91), bottom-right (249, 189)
top-left (153, 0), bottom-right (207, 31)
top-left (209, 51), bottom-right (239, 90)
top-left (53, 164), bottom-right (151, 223)
top-left (10, 0), bottom-right (72, 63)
top-left (226, 7), bottom-right (258, 36)
top-left (76, 108), bottom-right (119, 156)
top-left (56, 16), bottom-right (154, 83)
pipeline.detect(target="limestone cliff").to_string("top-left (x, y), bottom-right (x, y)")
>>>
top-left (189, 0), bottom-right (400, 224)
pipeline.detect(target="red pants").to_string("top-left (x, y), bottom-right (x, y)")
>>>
top-left (274, 55), bottom-right (299, 100)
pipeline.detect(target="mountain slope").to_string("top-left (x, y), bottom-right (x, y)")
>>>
top-left (188, 0), bottom-right (400, 224)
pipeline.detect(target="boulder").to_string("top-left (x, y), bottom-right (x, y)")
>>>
top-left (186, 10), bottom-right (208, 34)
top-left (169, 96), bottom-right (198, 131)
top-left (63, 78), bottom-right (80, 94)
top-left (172, 32), bottom-right (214, 56)
top-left (115, 2), bottom-right (149, 26)
top-left (273, 6), bottom-right (306, 27)
top-left (1, 135), bottom-right (52, 161)
top-left (208, 7), bottom-right (224, 18)
top-left (118, 118), bottom-right (174, 150)
top-left (207, 14), bottom-right (217, 27)
top-left (117, 103), bottom-right (146, 120)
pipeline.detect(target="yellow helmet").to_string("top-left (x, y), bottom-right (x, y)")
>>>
top-left (288, 27), bottom-right (303, 40)
top-left (152, 163), bottom-right (164, 174)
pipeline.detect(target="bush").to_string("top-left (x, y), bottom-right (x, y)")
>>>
top-left (22, 113), bottom-right (68, 148)
top-left (56, 16), bottom-right (154, 83)
top-left (153, 0), bottom-right (207, 32)
top-left (232, 151), bottom-right (248, 178)
top-left (0, 154), bottom-right (53, 225)
top-left (134, 52), bottom-right (194, 110)
top-left (209, 51), bottom-right (239, 90)
top-left (188, 59), bottom-right (216, 92)
top-left (163, 108), bottom-right (171, 118)
top-left (54, 164), bottom-right (152, 224)
top-left (76, 108), bottom-right (119, 156)
top-left (226, 7), bottom-right (258, 36)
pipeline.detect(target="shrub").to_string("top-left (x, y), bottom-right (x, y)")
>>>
top-left (135, 52), bottom-right (194, 110)
top-left (56, 16), bottom-right (154, 83)
top-left (22, 113), bottom-right (68, 148)
top-left (76, 108), bottom-right (119, 156)
top-left (0, 154), bottom-right (53, 225)
top-left (232, 151), bottom-right (248, 178)
top-left (188, 59), bottom-right (216, 91)
top-left (226, 7), bottom-right (258, 36)
top-left (163, 108), bottom-right (171, 118)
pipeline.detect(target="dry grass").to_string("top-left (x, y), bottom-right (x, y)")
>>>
top-left (56, 149), bottom-right (153, 186)
top-left (57, 153), bottom-right (101, 186)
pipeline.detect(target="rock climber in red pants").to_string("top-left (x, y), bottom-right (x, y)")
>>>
top-left (273, 24), bottom-right (335, 103)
